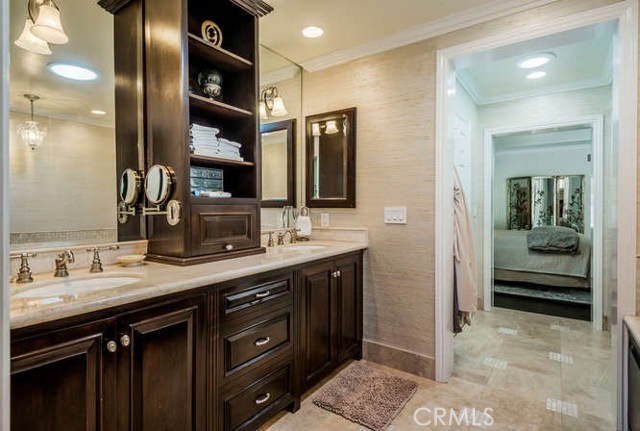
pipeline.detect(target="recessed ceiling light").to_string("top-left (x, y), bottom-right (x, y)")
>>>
top-left (91, 109), bottom-right (106, 115)
top-left (48, 63), bottom-right (98, 81)
top-left (302, 26), bottom-right (324, 38)
top-left (518, 53), bottom-right (556, 69)
top-left (526, 71), bottom-right (547, 80)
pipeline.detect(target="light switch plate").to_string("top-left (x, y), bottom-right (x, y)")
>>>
top-left (320, 213), bottom-right (330, 227)
top-left (384, 207), bottom-right (407, 224)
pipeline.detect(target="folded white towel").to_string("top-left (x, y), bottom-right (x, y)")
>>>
top-left (295, 216), bottom-right (312, 238)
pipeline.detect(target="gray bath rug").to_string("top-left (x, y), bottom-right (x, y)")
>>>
top-left (312, 361), bottom-right (419, 431)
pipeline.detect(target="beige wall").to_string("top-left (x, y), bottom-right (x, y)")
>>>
top-left (301, 0), bottom-right (621, 377)
top-left (9, 112), bottom-right (116, 237)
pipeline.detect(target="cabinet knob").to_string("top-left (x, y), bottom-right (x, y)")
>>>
top-left (224, 244), bottom-right (234, 251)
top-left (106, 340), bottom-right (118, 353)
top-left (255, 392), bottom-right (271, 405)
top-left (120, 335), bottom-right (131, 347)
top-left (331, 271), bottom-right (339, 278)
top-left (254, 337), bottom-right (271, 347)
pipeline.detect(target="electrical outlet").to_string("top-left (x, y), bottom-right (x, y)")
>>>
top-left (320, 213), bottom-right (330, 227)
top-left (384, 207), bottom-right (407, 224)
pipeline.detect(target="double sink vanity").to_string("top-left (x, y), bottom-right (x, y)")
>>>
top-left (10, 240), bottom-right (366, 431)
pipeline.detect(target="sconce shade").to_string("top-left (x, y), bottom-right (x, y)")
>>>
top-left (15, 19), bottom-right (51, 55)
top-left (311, 123), bottom-right (321, 137)
top-left (259, 101), bottom-right (268, 120)
top-left (325, 120), bottom-right (339, 134)
top-left (270, 96), bottom-right (288, 117)
top-left (31, 3), bottom-right (69, 44)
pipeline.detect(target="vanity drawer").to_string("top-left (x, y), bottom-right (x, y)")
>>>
top-left (224, 365), bottom-right (291, 431)
top-left (223, 276), bottom-right (292, 318)
top-left (191, 204), bottom-right (259, 256)
top-left (224, 311), bottom-right (291, 374)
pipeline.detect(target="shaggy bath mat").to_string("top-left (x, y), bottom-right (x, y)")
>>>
top-left (312, 362), bottom-right (419, 431)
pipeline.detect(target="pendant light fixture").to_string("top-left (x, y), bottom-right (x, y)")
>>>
top-left (17, 94), bottom-right (47, 151)
top-left (14, 18), bottom-right (51, 55)
top-left (29, 0), bottom-right (69, 45)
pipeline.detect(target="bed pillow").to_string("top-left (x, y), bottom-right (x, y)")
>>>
top-left (526, 226), bottom-right (580, 254)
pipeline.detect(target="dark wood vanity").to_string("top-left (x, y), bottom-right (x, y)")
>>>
top-left (10, 250), bottom-right (363, 431)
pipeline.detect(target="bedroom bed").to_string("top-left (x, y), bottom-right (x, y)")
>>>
top-left (493, 229), bottom-right (591, 289)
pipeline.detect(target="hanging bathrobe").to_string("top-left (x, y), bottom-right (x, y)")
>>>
top-left (453, 168), bottom-right (477, 333)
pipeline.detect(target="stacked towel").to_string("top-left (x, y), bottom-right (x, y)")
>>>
top-left (190, 124), bottom-right (244, 162)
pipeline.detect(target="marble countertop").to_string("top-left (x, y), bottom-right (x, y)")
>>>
top-left (10, 240), bottom-right (367, 330)
top-left (625, 315), bottom-right (640, 344)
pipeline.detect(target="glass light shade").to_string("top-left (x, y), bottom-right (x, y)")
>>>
top-left (31, 4), bottom-right (69, 44)
top-left (270, 96), bottom-right (288, 117)
top-left (311, 123), bottom-right (321, 137)
top-left (17, 120), bottom-right (47, 151)
top-left (325, 120), bottom-right (339, 134)
top-left (259, 101), bottom-right (268, 120)
top-left (14, 19), bottom-right (51, 55)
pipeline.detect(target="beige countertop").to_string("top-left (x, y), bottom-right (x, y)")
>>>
top-left (625, 315), bottom-right (640, 344)
top-left (10, 240), bottom-right (367, 330)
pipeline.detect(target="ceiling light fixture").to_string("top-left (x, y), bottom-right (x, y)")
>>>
top-left (17, 94), bottom-right (47, 151)
top-left (302, 26), bottom-right (324, 38)
top-left (29, 0), bottom-right (69, 45)
top-left (260, 86), bottom-right (288, 118)
top-left (517, 53), bottom-right (556, 69)
top-left (526, 71), bottom-right (547, 80)
top-left (91, 109), bottom-right (106, 115)
top-left (48, 63), bottom-right (98, 81)
top-left (14, 18), bottom-right (51, 55)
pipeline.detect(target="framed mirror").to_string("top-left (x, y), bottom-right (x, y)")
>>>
top-left (261, 119), bottom-right (296, 208)
top-left (305, 107), bottom-right (356, 208)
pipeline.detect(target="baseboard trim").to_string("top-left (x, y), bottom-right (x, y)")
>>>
top-left (363, 339), bottom-right (435, 379)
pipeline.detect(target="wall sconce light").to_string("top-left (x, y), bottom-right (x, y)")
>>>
top-left (324, 120), bottom-right (339, 134)
top-left (17, 94), bottom-right (47, 151)
top-left (260, 86), bottom-right (288, 119)
top-left (14, 0), bottom-right (68, 55)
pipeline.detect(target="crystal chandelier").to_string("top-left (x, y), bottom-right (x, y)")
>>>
top-left (17, 94), bottom-right (47, 151)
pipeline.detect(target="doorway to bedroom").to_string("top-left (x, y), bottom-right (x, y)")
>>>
top-left (442, 17), bottom-right (623, 430)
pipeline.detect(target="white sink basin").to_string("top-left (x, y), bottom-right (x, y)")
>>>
top-left (14, 274), bottom-right (143, 299)
top-left (280, 244), bottom-right (328, 252)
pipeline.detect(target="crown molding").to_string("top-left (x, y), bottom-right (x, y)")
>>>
top-left (299, 0), bottom-right (556, 72)
top-left (260, 65), bottom-right (300, 86)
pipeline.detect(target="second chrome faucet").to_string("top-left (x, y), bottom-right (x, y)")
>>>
top-left (54, 250), bottom-right (75, 277)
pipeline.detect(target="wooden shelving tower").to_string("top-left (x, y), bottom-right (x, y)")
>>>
top-left (143, 0), bottom-right (272, 265)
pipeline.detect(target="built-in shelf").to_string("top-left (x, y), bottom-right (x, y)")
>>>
top-left (190, 153), bottom-right (255, 167)
top-left (189, 94), bottom-right (253, 120)
top-left (188, 33), bottom-right (253, 70)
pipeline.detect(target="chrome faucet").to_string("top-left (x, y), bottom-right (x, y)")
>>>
top-left (86, 245), bottom-right (120, 273)
top-left (54, 250), bottom-right (75, 277)
top-left (10, 252), bottom-right (37, 283)
top-left (277, 229), bottom-right (299, 245)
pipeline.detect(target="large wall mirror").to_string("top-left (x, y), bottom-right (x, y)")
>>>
top-left (305, 107), bottom-right (356, 208)
top-left (261, 119), bottom-right (295, 208)
top-left (507, 175), bottom-right (585, 233)
top-left (8, 0), bottom-right (133, 249)
top-left (259, 45), bottom-right (302, 226)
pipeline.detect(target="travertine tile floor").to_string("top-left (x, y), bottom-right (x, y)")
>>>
top-left (260, 308), bottom-right (616, 431)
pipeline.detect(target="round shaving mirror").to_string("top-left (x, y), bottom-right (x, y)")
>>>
top-left (145, 165), bottom-right (174, 205)
top-left (119, 168), bottom-right (143, 205)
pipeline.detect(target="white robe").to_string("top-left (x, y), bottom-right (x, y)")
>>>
top-left (453, 168), bottom-right (477, 313)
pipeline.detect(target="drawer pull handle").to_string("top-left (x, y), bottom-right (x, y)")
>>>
top-left (254, 337), bottom-right (271, 347)
top-left (255, 392), bottom-right (271, 405)
top-left (255, 290), bottom-right (271, 299)
top-left (224, 244), bottom-right (234, 251)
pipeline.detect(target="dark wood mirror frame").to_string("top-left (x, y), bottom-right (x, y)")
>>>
top-left (260, 119), bottom-right (296, 208)
top-left (304, 107), bottom-right (356, 208)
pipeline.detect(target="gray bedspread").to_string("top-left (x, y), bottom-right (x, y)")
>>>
top-left (494, 229), bottom-right (590, 278)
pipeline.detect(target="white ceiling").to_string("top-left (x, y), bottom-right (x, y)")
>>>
top-left (259, 0), bottom-right (553, 69)
top-left (455, 21), bottom-right (616, 105)
top-left (9, 0), bottom-right (114, 127)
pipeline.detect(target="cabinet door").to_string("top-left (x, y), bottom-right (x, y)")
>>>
top-left (300, 261), bottom-right (335, 386)
top-left (116, 296), bottom-right (207, 431)
top-left (336, 254), bottom-right (363, 362)
top-left (11, 319), bottom-right (116, 431)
